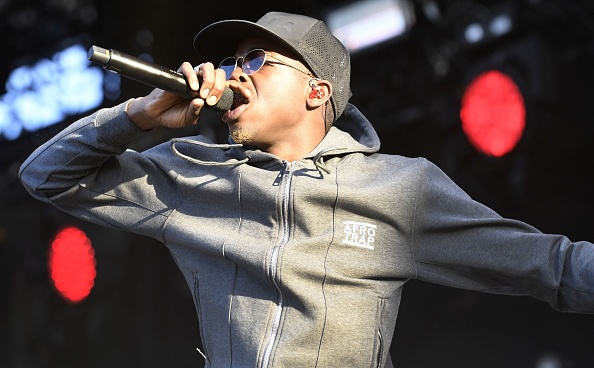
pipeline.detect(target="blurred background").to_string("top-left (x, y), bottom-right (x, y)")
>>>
top-left (1, 0), bottom-right (594, 367)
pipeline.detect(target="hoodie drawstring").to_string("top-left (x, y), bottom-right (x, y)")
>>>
top-left (170, 138), bottom-right (249, 166)
top-left (313, 147), bottom-right (347, 174)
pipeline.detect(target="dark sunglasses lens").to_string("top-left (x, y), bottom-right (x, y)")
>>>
top-left (243, 50), bottom-right (266, 75)
top-left (218, 57), bottom-right (236, 80)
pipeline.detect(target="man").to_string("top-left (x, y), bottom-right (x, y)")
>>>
top-left (19, 11), bottom-right (594, 368)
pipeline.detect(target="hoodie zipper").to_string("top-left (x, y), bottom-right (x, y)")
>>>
top-left (261, 161), bottom-right (296, 368)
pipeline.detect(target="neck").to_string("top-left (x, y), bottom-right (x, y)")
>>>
top-left (266, 142), bottom-right (317, 161)
top-left (259, 119), bottom-right (326, 161)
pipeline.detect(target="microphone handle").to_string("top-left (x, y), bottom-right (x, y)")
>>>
top-left (87, 45), bottom-right (232, 111)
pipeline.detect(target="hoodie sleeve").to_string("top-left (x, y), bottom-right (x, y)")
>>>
top-left (19, 101), bottom-right (140, 198)
top-left (411, 159), bottom-right (594, 313)
top-left (19, 100), bottom-right (174, 241)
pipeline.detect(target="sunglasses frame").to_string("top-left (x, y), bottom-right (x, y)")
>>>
top-left (218, 49), bottom-right (314, 80)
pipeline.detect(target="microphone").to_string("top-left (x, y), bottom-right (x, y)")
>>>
top-left (87, 45), bottom-right (233, 111)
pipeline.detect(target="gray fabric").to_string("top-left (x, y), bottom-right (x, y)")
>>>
top-left (20, 102), bottom-right (594, 367)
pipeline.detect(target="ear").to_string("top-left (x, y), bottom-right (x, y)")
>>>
top-left (306, 79), bottom-right (332, 109)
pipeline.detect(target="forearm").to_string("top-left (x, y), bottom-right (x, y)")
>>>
top-left (412, 160), bottom-right (594, 313)
top-left (19, 99), bottom-right (145, 201)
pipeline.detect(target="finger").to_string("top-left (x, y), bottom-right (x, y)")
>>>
top-left (205, 68), bottom-right (229, 106)
top-left (187, 98), bottom-right (205, 124)
top-left (193, 63), bottom-right (203, 82)
top-left (179, 62), bottom-right (199, 91)
top-left (191, 97), bottom-right (205, 112)
top-left (198, 62), bottom-right (216, 100)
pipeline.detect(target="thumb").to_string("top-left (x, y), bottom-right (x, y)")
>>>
top-left (186, 97), bottom-right (206, 125)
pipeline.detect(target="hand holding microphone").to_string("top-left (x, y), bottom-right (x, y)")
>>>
top-left (88, 45), bottom-right (233, 111)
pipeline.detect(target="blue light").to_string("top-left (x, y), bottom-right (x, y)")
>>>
top-left (14, 90), bottom-right (64, 131)
top-left (6, 66), bottom-right (33, 92)
top-left (490, 14), bottom-right (512, 37)
top-left (103, 72), bottom-right (122, 101)
top-left (32, 59), bottom-right (59, 89)
top-left (465, 23), bottom-right (485, 44)
top-left (0, 44), bottom-right (105, 141)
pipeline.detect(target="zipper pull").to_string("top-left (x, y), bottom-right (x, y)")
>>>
top-left (284, 161), bottom-right (296, 176)
top-left (272, 171), bottom-right (283, 187)
top-left (196, 347), bottom-right (209, 363)
top-left (272, 161), bottom-right (294, 186)
top-left (272, 160), bottom-right (287, 187)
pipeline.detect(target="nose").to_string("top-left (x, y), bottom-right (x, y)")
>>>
top-left (228, 64), bottom-right (248, 83)
top-left (219, 56), bottom-right (244, 80)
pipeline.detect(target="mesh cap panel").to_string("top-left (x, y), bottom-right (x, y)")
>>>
top-left (297, 21), bottom-right (351, 121)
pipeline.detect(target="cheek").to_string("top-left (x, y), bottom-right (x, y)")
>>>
top-left (259, 79), bottom-right (305, 113)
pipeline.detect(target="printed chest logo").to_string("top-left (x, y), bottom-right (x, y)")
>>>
top-left (341, 221), bottom-right (377, 250)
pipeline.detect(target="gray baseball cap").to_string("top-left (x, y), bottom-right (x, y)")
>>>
top-left (193, 11), bottom-right (352, 121)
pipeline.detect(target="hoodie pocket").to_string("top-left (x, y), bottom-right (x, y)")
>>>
top-left (372, 297), bottom-right (386, 368)
top-left (193, 273), bottom-right (210, 364)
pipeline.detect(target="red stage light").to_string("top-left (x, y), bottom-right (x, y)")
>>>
top-left (460, 70), bottom-right (526, 157)
top-left (48, 226), bottom-right (96, 303)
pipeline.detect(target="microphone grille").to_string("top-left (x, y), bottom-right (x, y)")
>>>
top-left (213, 88), bottom-right (233, 112)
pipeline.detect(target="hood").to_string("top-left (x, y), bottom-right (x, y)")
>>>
top-left (305, 103), bottom-right (381, 160)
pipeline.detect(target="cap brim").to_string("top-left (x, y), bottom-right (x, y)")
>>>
top-left (193, 19), bottom-right (301, 64)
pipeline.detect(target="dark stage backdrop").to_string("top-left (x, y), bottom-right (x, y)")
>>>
top-left (1, 0), bottom-right (594, 367)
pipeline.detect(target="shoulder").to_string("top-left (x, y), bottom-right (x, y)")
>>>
top-left (347, 151), bottom-right (429, 173)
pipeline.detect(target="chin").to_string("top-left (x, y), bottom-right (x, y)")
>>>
top-left (229, 126), bottom-right (257, 144)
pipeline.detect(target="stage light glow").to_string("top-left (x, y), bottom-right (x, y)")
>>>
top-left (326, 0), bottom-right (415, 53)
top-left (490, 14), bottom-right (513, 36)
top-left (460, 70), bottom-right (526, 157)
top-left (48, 226), bottom-right (97, 303)
top-left (465, 23), bottom-right (485, 44)
top-left (1, 44), bottom-right (104, 141)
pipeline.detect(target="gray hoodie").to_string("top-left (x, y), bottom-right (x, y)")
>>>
top-left (19, 101), bottom-right (594, 367)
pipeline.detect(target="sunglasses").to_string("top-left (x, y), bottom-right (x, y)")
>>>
top-left (218, 49), bottom-right (314, 80)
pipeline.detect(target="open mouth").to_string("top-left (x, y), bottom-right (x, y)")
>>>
top-left (222, 91), bottom-right (251, 123)
top-left (231, 93), bottom-right (249, 110)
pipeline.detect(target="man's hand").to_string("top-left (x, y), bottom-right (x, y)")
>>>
top-left (126, 61), bottom-right (228, 130)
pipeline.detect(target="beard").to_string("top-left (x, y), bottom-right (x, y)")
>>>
top-left (229, 127), bottom-right (257, 144)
